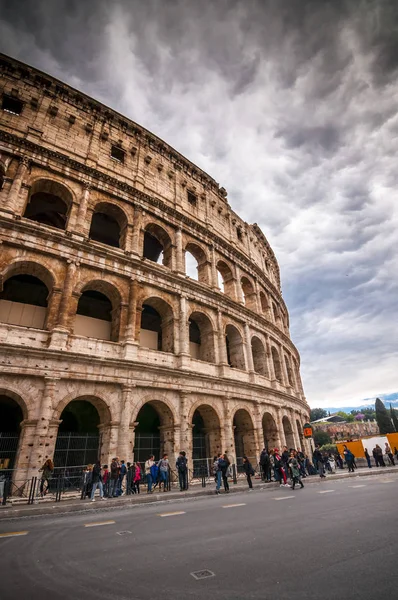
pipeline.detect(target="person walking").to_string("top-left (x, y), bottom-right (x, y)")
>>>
top-left (343, 445), bottom-right (355, 473)
top-left (145, 455), bottom-right (155, 493)
top-left (364, 448), bottom-right (372, 469)
top-left (273, 448), bottom-right (288, 486)
top-left (90, 461), bottom-right (105, 501)
top-left (219, 453), bottom-right (230, 493)
top-left (288, 451), bottom-right (304, 490)
top-left (176, 451), bottom-right (188, 491)
top-left (39, 458), bottom-right (54, 497)
top-left (214, 454), bottom-right (222, 495)
top-left (385, 443), bottom-right (395, 466)
top-left (158, 454), bottom-right (170, 492)
top-left (242, 456), bottom-right (254, 489)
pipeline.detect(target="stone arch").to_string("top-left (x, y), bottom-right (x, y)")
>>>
top-left (216, 259), bottom-right (235, 298)
top-left (74, 279), bottom-right (122, 342)
top-left (89, 201), bottom-right (128, 249)
top-left (284, 355), bottom-right (294, 387)
top-left (233, 407), bottom-right (257, 466)
top-left (184, 242), bottom-right (210, 284)
top-left (132, 398), bottom-right (176, 462)
top-left (54, 393), bottom-right (112, 424)
top-left (143, 222), bottom-right (173, 268)
top-left (191, 403), bottom-right (222, 473)
top-left (139, 296), bottom-right (175, 353)
top-left (0, 261), bottom-right (55, 330)
top-left (241, 276), bottom-right (257, 311)
top-left (24, 178), bottom-right (74, 230)
top-left (271, 346), bottom-right (282, 382)
top-left (282, 416), bottom-right (295, 449)
top-left (188, 310), bottom-right (216, 363)
top-left (0, 390), bottom-right (28, 470)
top-left (259, 291), bottom-right (269, 315)
top-left (225, 324), bottom-right (246, 370)
top-left (262, 412), bottom-right (279, 450)
top-left (251, 335), bottom-right (267, 376)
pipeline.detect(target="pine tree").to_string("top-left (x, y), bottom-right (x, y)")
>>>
top-left (390, 404), bottom-right (398, 432)
top-left (375, 398), bottom-right (394, 434)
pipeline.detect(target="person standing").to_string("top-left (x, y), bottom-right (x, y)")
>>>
top-left (375, 445), bottom-right (385, 467)
top-left (220, 453), bottom-right (230, 493)
top-left (133, 462), bottom-right (141, 494)
top-left (145, 455), bottom-right (155, 493)
top-left (176, 451), bottom-right (188, 491)
top-left (214, 454), bottom-right (222, 495)
top-left (273, 448), bottom-right (288, 485)
top-left (90, 461), bottom-right (105, 501)
top-left (364, 448), bottom-right (372, 469)
top-left (102, 464), bottom-right (109, 497)
top-left (39, 458), bottom-right (54, 497)
top-left (109, 457), bottom-right (119, 497)
top-left (242, 456), bottom-right (254, 489)
top-left (343, 445), bottom-right (355, 472)
top-left (385, 443), bottom-right (395, 466)
top-left (259, 448), bottom-right (269, 481)
top-left (158, 454), bottom-right (170, 492)
top-left (288, 451), bottom-right (304, 490)
top-left (313, 445), bottom-right (326, 478)
top-left (118, 460), bottom-right (127, 495)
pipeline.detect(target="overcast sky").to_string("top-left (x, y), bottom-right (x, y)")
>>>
top-left (0, 0), bottom-right (397, 408)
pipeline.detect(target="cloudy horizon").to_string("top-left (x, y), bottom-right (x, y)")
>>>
top-left (0, 0), bottom-right (397, 409)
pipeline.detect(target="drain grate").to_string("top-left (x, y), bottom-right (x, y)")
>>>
top-left (190, 570), bottom-right (215, 580)
top-left (116, 531), bottom-right (132, 536)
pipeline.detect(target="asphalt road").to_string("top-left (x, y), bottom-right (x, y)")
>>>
top-left (0, 474), bottom-right (397, 600)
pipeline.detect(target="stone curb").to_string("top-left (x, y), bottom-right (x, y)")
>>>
top-left (1, 466), bottom-right (397, 522)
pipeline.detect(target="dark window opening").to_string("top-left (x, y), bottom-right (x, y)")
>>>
top-left (111, 145), bottom-right (125, 163)
top-left (187, 191), bottom-right (197, 206)
top-left (133, 404), bottom-right (161, 464)
top-left (226, 335), bottom-right (232, 367)
top-left (143, 231), bottom-right (164, 263)
top-left (89, 212), bottom-right (121, 248)
top-left (189, 319), bottom-right (201, 344)
top-left (0, 396), bottom-right (23, 433)
top-left (58, 401), bottom-right (100, 433)
top-left (141, 304), bottom-right (162, 350)
top-left (2, 95), bottom-right (23, 115)
top-left (0, 169), bottom-right (4, 191)
top-left (0, 275), bottom-right (48, 307)
top-left (24, 192), bottom-right (68, 230)
top-left (237, 228), bottom-right (242, 241)
top-left (77, 291), bottom-right (112, 322)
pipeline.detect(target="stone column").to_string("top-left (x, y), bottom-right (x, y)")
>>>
top-left (29, 378), bottom-right (59, 473)
top-left (14, 419), bottom-right (38, 482)
top-left (175, 228), bottom-right (185, 274)
top-left (265, 335), bottom-right (275, 380)
top-left (179, 295), bottom-right (190, 356)
top-left (210, 246), bottom-right (219, 289)
top-left (222, 399), bottom-right (236, 463)
top-left (217, 310), bottom-right (228, 365)
top-left (179, 392), bottom-right (190, 456)
top-left (244, 323), bottom-right (254, 373)
top-left (49, 261), bottom-right (78, 348)
top-left (278, 343), bottom-right (288, 387)
top-left (73, 182), bottom-right (91, 235)
top-left (131, 206), bottom-right (143, 256)
top-left (235, 265), bottom-right (245, 304)
top-left (118, 384), bottom-right (135, 461)
top-left (123, 223), bottom-right (134, 254)
top-left (291, 410), bottom-right (301, 450)
top-left (123, 279), bottom-right (139, 359)
top-left (45, 288), bottom-right (63, 331)
top-left (3, 156), bottom-right (29, 215)
top-left (275, 408), bottom-right (285, 449)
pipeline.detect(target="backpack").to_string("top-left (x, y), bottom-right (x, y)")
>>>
top-left (120, 464), bottom-right (127, 475)
top-left (177, 456), bottom-right (187, 471)
top-left (150, 464), bottom-right (159, 480)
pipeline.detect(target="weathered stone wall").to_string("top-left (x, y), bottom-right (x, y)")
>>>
top-left (0, 54), bottom-right (310, 480)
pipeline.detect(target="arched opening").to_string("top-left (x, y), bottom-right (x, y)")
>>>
top-left (241, 276), bottom-right (257, 311)
top-left (24, 179), bottom-right (72, 230)
top-left (192, 405), bottom-right (222, 476)
top-left (185, 243), bottom-right (209, 284)
top-left (251, 336), bottom-right (267, 375)
top-left (259, 291), bottom-right (269, 314)
top-left (262, 413), bottom-right (279, 450)
top-left (133, 400), bottom-right (174, 463)
top-left (271, 346), bottom-right (282, 382)
top-left (75, 290), bottom-right (113, 341)
top-left (54, 399), bottom-right (104, 469)
top-left (143, 223), bottom-right (172, 268)
top-left (233, 409), bottom-right (256, 470)
top-left (0, 274), bottom-right (48, 329)
top-left (89, 202), bottom-right (127, 248)
top-left (272, 302), bottom-right (279, 324)
top-left (189, 312), bottom-right (216, 363)
top-left (216, 260), bottom-right (235, 298)
top-left (284, 356), bottom-right (294, 387)
top-left (140, 298), bottom-right (174, 353)
top-left (225, 324), bottom-right (246, 370)
top-left (0, 163), bottom-right (5, 191)
top-left (282, 416), bottom-right (295, 450)
top-left (0, 395), bottom-right (24, 470)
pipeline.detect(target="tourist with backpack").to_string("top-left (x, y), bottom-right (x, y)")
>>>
top-left (219, 453), bottom-right (230, 493)
top-left (176, 451), bottom-right (188, 491)
top-left (158, 453), bottom-right (170, 492)
top-left (343, 445), bottom-right (355, 473)
top-left (242, 456), bottom-right (255, 489)
top-left (90, 460), bottom-right (106, 501)
top-left (145, 455), bottom-right (155, 493)
top-left (288, 451), bottom-right (304, 490)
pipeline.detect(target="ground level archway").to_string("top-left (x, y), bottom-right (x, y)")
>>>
top-left (133, 400), bottom-right (174, 464)
top-left (282, 416), bottom-right (295, 450)
top-left (262, 412), bottom-right (279, 450)
top-left (0, 395), bottom-right (24, 470)
top-left (192, 405), bottom-right (222, 476)
top-left (233, 409), bottom-right (257, 470)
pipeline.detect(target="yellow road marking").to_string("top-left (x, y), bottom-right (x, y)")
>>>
top-left (222, 503), bottom-right (246, 508)
top-left (158, 511), bottom-right (186, 517)
top-left (84, 520), bottom-right (115, 528)
top-left (0, 531), bottom-right (29, 538)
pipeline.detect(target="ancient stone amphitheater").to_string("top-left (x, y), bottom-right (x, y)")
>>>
top-left (0, 54), bottom-right (310, 481)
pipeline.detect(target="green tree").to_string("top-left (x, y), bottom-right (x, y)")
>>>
top-left (390, 404), bottom-right (398, 432)
top-left (310, 408), bottom-right (327, 422)
top-left (313, 430), bottom-right (331, 446)
top-left (336, 411), bottom-right (355, 423)
top-left (375, 398), bottom-right (394, 434)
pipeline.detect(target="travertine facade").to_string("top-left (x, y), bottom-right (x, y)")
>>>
top-left (0, 54), bottom-right (310, 480)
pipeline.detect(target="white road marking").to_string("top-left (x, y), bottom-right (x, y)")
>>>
top-left (318, 490), bottom-right (335, 494)
top-left (84, 520), bottom-right (115, 528)
top-left (158, 511), bottom-right (186, 517)
top-left (0, 531), bottom-right (29, 538)
top-left (274, 496), bottom-right (295, 500)
top-left (349, 485), bottom-right (366, 488)
top-left (222, 503), bottom-right (246, 508)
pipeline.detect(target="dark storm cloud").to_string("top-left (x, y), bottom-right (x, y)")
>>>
top-left (0, 0), bottom-right (397, 406)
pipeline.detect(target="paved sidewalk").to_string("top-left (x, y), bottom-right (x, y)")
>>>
top-left (1, 465), bottom-right (397, 521)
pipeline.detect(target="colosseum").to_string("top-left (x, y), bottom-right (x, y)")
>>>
top-left (0, 53), bottom-right (310, 484)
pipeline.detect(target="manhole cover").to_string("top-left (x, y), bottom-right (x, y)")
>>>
top-left (117, 531), bottom-right (132, 536)
top-left (191, 570), bottom-right (215, 580)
